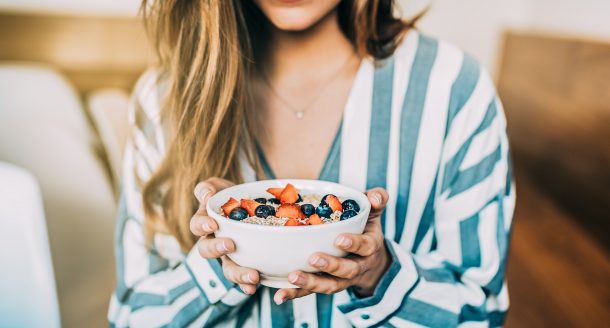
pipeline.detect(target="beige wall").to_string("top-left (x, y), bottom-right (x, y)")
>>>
top-left (2, 0), bottom-right (610, 74)
top-left (0, 0), bottom-right (139, 16)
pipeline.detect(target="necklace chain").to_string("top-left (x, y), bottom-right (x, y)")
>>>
top-left (262, 53), bottom-right (356, 119)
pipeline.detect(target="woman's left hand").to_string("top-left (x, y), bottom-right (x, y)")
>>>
top-left (273, 188), bottom-right (390, 304)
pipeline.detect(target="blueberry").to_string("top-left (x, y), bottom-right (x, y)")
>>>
top-left (254, 197), bottom-right (267, 204)
top-left (320, 194), bottom-right (336, 207)
top-left (300, 204), bottom-right (315, 217)
top-left (340, 210), bottom-right (358, 220)
top-left (297, 194), bottom-right (303, 203)
top-left (255, 205), bottom-right (275, 218)
top-left (267, 198), bottom-right (281, 205)
top-left (229, 207), bottom-right (249, 221)
top-left (316, 204), bottom-right (333, 218)
top-left (341, 199), bottom-right (360, 213)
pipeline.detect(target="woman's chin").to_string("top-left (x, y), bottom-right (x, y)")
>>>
top-left (266, 13), bottom-right (320, 32)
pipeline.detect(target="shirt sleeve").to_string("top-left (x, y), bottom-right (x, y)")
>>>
top-left (108, 70), bottom-right (252, 327)
top-left (337, 68), bottom-right (515, 328)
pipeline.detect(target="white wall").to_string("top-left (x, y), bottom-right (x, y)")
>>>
top-left (400, 0), bottom-right (610, 76)
top-left (528, 0), bottom-right (610, 40)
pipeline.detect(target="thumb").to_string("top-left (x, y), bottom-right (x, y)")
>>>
top-left (366, 188), bottom-right (388, 216)
top-left (194, 181), bottom-right (216, 204)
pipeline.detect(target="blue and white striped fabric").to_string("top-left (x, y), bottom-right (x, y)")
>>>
top-left (109, 30), bottom-right (515, 328)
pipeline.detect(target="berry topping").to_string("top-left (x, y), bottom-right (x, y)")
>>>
top-left (341, 199), bottom-right (360, 213)
top-left (254, 197), bottom-right (267, 204)
top-left (266, 187), bottom-right (284, 199)
top-left (255, 205), bottom-right (275, 218)
top-left (279, 183), bottom-right (299, 204)
top-left (267, 198), bottom-right (281, 205)
top-left (297, 194), bottom-right (303, 203)
top-left (307, 214), bottom-right (324, 225)
top-left (340, 210), bottom-right (358, 220)
top-left (276, 203), bottom-right (305, 219)
top-left (316, 204), bottom-right (333, 218)
top-left (325, 194), bottom-right (343, 212)
top-left (240, 199), bottom-right (260, 217)
top-left (300, 204), bottom-right (315, 217)
top-left (221, 197), bottom-right (240, 216)
top-left (229, 207), bottom-right (248, 221)
top-left (284, 218), bottom-right (304, 226)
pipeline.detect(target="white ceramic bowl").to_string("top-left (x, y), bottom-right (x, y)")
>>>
top-left (206, 179), bottom-right (371, 288)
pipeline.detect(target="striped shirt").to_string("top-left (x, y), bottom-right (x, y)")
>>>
top-left (109, 30), bottom-right (515, 328)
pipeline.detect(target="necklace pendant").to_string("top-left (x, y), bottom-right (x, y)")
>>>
top-left (295, 111), bottom-right (304, 119)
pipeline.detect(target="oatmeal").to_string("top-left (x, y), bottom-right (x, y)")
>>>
top-left (219, 183), bottom-right (361, 226)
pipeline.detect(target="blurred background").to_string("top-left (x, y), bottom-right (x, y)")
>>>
top-left (0, 0), bottom-right (608, 327)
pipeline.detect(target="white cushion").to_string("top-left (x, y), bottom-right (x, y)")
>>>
top-left (0, 162), bottom-right (60, 328)
top-left (86, 88), bottom-right (130, 193)
top-left (0, 64), bottom-right (116, 327)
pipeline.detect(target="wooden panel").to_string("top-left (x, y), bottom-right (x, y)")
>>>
top-left (0, 12), bottom-right (154, 94)
top-left (498, 32), bottom-right (610, 249)
top-left (505, 172), bottom-right (610, 327)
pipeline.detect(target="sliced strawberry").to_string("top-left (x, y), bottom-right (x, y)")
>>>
top-left (307, 214), bottom-right (324, 225)
top-left (266, 187), bottom-right (284, 199)
top-left (240, 199), bottom-right (260, 217)
top-left (325, 194), bottom-right (343, 212)
top-left (279, 183), bottom-right (299, 204)
top-left (284, 218), bottom-right (304, 226)
top-left (276, 204), bottom-right (305, 219)
top-left (221, 197), bottom-right (240, 216)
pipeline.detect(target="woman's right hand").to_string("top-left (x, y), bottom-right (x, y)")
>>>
top-left (189, 177), bottom-right (260, 295)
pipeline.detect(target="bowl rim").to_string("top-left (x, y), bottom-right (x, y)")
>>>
top-left (206, 179), bottom-right (371, 232)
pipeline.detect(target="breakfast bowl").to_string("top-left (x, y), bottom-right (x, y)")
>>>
top-left (206, 179), bottom-right (371, 288)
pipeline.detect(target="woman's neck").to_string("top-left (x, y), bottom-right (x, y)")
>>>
top-left (266, 10), bottom-right (355, 81)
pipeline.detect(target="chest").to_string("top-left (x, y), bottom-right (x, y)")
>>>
top-left (257, 61), bottom-right (361, 180)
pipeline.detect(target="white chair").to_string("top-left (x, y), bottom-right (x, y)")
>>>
top-left (0, 64), bottom-right (118, 327)
top-left (0, 162), bottom-right (60, 328)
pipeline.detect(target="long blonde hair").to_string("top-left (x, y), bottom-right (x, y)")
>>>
top-left (140, 0), bottom-right (418, 251)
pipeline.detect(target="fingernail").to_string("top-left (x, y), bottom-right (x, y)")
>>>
top-left (310, 256), bottom-right (328, 268)
top-left (216, 240), bottom-right (228, 253)
top-left (242, 273), bottom-right (254, 284)
top-left (288, 272), bottom-right (304, 285)
top-left (274, 293), bottom-right (285, 305)
top-left (202, 223), bottom-right (212, 233)
top-left (337, 236), bottom-right (352, 248)
top-left (372, 192), bottom-right (382, 205)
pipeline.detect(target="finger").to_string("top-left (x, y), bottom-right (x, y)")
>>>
top-left (287, 271), bottom-right (348, 295)
top-left (239, 283), bottom-right (257, 295)
top-left (194, 181), bottom-right (216, 204)
top-left (197, 237), bottom-right (235, 259)
top-left (274, 288), bottom-right (313, 305)
top-left (194, 178), bottom-right (234, 203)
top-left (221, 256), bottom-right (260, 292)
top-left (189, 214), bottom-right (218, 236)
top-left (365, 188), bottom-right (389, 218)
top-left (309, 253), bottom-right (363, 280)
top-left (335, 232), bottom-right (382, 257)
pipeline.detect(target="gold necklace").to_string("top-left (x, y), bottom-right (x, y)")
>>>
top-left (262, 53), bottom-right (356, 119)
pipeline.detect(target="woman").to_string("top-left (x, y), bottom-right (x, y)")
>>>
top-left (109, 0), bottom-right (514, 327)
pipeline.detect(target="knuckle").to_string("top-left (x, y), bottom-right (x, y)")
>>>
top-left (197, 239), bottom-right (208, 257)
top-left (321, 287), bottom-right (334, 295)
top-left (327, 259), bottom-right (341, 273)
top-left (347, 266), bottom-right (360, 280)
top-left (224, 266), bottom-right (239, 282)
